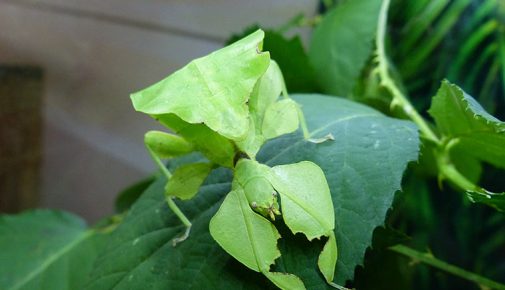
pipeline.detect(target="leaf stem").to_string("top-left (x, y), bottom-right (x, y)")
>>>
top-left (390, 244), bottom-right (505, 290)
top-left (376, 0), bottom-right (440, 145)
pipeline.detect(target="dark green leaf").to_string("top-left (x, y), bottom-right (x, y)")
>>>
top-left (87, 94), bottom-right (419, 289)
top-left (467, 190), bottom-right (505, 212)
top-left (0, 210), bottom-right (103, 290)
top-left (263, 31), bottom-right (318, 93)
top-left (115, 176), bottom-right (156, 213)
top-left (309, 0), bottom-right (382, 96)
top-left (428, 80), bottom-right (505, 169)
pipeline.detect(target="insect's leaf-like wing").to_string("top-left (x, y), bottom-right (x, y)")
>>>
top-left (269, 161), bottom-right (337, 283)
top-left (131, 30), bottom-right (270, 140)
top-left (237, 61), bottom-right (284, 157)
top-left (209, 188), bottom-right (280, 272)
top-left (262, 99), bottom-right (300, 140)
top-left (270, 161), bottom-right (334, 240)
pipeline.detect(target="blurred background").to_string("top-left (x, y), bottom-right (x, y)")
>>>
top-left (0, 0), bottom-right (318, 222)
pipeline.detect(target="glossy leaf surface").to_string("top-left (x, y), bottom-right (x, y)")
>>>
top-left (87, 94), bottom-right (419, 289)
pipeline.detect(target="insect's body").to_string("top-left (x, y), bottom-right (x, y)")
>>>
top-left (235, 159), bottom-right (280, 220)
top-left (132, 29), bottom-right (338, 290)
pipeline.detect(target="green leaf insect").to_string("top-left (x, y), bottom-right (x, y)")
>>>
top-left (131, 29), bottom-right (338, 289)
top-left (210, 159), bottom-right (338, 289)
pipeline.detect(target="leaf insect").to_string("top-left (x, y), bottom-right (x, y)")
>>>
top-left (131, 29), bottom-right (339, 289)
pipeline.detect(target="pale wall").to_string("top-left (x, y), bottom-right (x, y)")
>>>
top-left (0, 0), bottom-right (318, 222)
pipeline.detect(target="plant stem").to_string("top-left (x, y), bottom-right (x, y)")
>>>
top-left (391, 245), bottom-right (505, 290)
top-left (376, 0), bottom-right (481, 193)
top-left (376, 0), bottom-right (440, 145)
top-left (435, 147), bottom-right (480, 191)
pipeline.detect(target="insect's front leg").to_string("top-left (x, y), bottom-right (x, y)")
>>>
top-left (295, 105), bottom-right (335, 143)
top-left (144, 130), bottom-right (194, 246)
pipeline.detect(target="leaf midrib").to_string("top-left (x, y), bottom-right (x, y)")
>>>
top-left (9, 230), bottom-right (93, 290)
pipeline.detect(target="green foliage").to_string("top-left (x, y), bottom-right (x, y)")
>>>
top-left (115, 176), bottom-right (155, 213)
top-left (390, 0), bottom-right (505, 116)
top-left (0, 210), bottom-right (105, 290)
top-left (133, 30), bottom-right (347, 288)
top-left (3, 0), bottom-right (505, 288)
top-left (85, 94), bottom-right (419, 289)
top-left (429, 81), bottom-right (505, 170)
top-left (309, 0), bottom-right (382, 96)
top-left (426, 80), bottom-right (505, 211)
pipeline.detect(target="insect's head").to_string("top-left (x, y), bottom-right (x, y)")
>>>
top-left (243, 177), bottom-right (280, 221)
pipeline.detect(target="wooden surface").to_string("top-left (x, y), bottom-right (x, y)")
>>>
top-left (0, 67), bottom-right (43, 213)
top-left (0, 0), bottom-right (318, 221)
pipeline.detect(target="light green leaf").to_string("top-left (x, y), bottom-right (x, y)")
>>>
top-left (309, 0), bottom-right (382, 96)
top-left (209, 188), bottom-right (280, 272)
top-left (165, 163), bottom-right (212, 200)
top-left (262, 99), bottom-right (300, 140)
top-left (428, 80), bottom-right (505, 169)
top-left (131, 29), bottom-right (270, 140)
top-left (0, 210), bottom-right (102, 290)
top-left (144, 131), bottom-right (194, 158)
top-left (87, 94), bottom-right (419, 288)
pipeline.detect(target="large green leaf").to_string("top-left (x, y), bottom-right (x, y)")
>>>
top-left (0, 210), bottom-right (103, 290)
top-left (309, 0), bottom-right (382, 96)
top-left (428, 80), bottom-right (505, 169)
top-left (86, 94), bottom-right (419, 289)
top-left (263, 31), bottom-right (318, 93)
top-left (429, 80), bottom-right (505, 210)
top-left (131, 29), bottom-right (270, 141)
